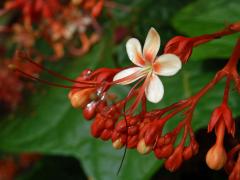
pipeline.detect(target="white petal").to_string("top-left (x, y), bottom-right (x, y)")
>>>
top-left (145, 74), bottom-right (164, 103)
top-left (113, 67), bottom-right (145, 85)
top-left (153, 54), bottom-right (182, 76)
top-left (126, 38), bottom-right (145, 67)
top-left (143, 27), bottom-right (160, 63)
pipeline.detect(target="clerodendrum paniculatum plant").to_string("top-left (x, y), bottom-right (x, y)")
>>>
top-left (12, 21), bottom-right (240, 179)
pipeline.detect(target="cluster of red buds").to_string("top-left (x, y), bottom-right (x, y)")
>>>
top-left (0, 0), bottom-right (108, 60)
top-left (0, 153), bottom-right (41, 180)
top-left (11, 22), bottom-right (240, 178)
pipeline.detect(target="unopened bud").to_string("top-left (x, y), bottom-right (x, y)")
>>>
top-left (183, 146), bottom-right (193, 160)
top-left (100, 129), bottom-right (112, 141)
top-left (83, 101), bottom-right (97, 120)
top-left (144, 125), bottom-right (159, 146)
top-left (156, 137), bottom-right (165, 147)
top-left (191, 141), bottom-right (199, 155)
top-left (127, 135), bottom-right (138, 148)
top-left (112, 139), bottom-right (123, 149)
top-left (164, 36), bottom-right (193, 63)
top-left (206, 144), bottom-right (227, 170)
top-left (115, 120), bottom-right (127, 133)
top-left (137, 139), bottom-right (152, 154)
top-left (104, 119), bottom-right (114, 129)
top-left (164, 146), bottom-right (183, 172)
top-left (90, 115), bottom-right (105, 137)
top-left (128, 125), bottom-right (139, 136)
top-left (154, 144), bottom-right (174, 159)
top-left (70, 88), bottom-right (95, 108)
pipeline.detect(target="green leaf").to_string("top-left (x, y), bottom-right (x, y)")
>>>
top-left (172, 0), bottom-right (240, 60)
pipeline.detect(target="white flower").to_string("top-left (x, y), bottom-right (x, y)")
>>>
top-left (113, 27), bottom-right (182, 103)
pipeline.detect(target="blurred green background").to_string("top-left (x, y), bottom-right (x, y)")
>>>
top-left (0, 0), bottom-right (240, 179)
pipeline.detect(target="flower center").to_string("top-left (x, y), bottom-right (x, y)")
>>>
top-left (143, 64), bottom-right (153, 74)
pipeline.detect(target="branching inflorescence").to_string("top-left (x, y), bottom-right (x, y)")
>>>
top-left (11, 22), bottom-right (240, 178)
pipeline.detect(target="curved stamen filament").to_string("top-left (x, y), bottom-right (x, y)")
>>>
top-left (128, 73), bottom-right (151, 113)
top-left (17, 51), bottom-right (99, 85)
top-left (12, 67), bottom-right (96, 89)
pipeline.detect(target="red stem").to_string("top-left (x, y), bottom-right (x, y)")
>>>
top-left (193, 22), bottom-right (240, 46)
top-left (223, 77), bottom-right (231, 103)
top-left (228, 144), bottom-right (240, 159)
top-left (224, 38), bottom-right (240, 72)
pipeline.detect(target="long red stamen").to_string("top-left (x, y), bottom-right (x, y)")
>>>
top-left (128, 74), bottom-right (151, 114)
top-left (17, 51), bottom-right (99, 85)
top-left (11, 66), bottom-right (95, 89)
top-left (89, 68), bottom-right (121, 78)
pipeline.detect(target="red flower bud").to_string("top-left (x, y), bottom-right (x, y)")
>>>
top-left (128, 125), bottom-right (139, 136)
top-left (137, 139), bottom-right (152, 155)
top-left (183, 146), bottom-right (193, 161)
top-left (154, 144), bottom-right (174, 159)
top-left (129, 117), bottom-right (139, 126)
top-left (157, 137), bottom-right (164, 148)
top-left (69, 88), bottom-right (95, 108)
top-left (206, 143), bottom-right (227, 170)
top-left (206, 120), bottom-right (227, 170)
top-left (139, 123), bottom-right (150, 138)
top-left (100, 129), bottom-right (112, 141)
top-left (164, 36), bottom-right (193, 63)
top-left (156, 137), bottom-right (165, 147)
top-left (104, 119), bottom-right (114, 129)
top-left (112, 138), bottom-right (124, 149)
top-left (120, 134), bottom-right (127, 145)
top-left (97, 100), bottom-right (107, 109)
top-left (191, 140), bottom-right (199, 155)
top-left (127, 135), bottom-right (138, 148)
top-left (164, 146), bottom-right (183, 172)
top-left (111, 130), bottom-right (120, 142)
top-left (115, 120), bottom-right (127, 133)
top-left (91, 114), bottom-right (105, 137)
top-left (83, 101), bottom-right (97, 120)
top-left (144, 125), bottom-right (159, 146)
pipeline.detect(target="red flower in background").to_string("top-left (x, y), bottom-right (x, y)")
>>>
top-left (0, 153), bottom-right (41, 180)
top-left (0, 0), bottom-right (107, 60)
top-left (4, 0), bottom-right (62, 28)
top-left (0, 54), bottom-right (41, 112)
